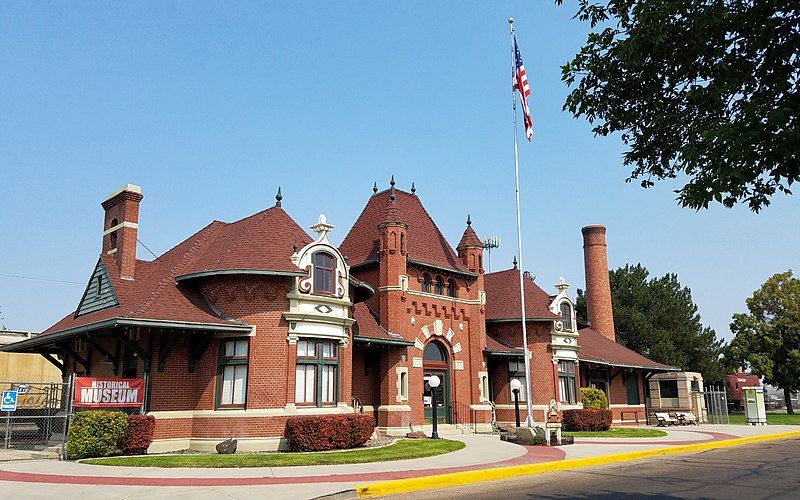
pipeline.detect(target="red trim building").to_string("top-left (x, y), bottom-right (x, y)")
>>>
top-left (3, 182), bottom-right (676, 451)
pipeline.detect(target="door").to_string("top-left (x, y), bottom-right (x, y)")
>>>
top-left (422, 341), bottom-right (451, 424)
top-left (423, 371), bottom-right (451, 423)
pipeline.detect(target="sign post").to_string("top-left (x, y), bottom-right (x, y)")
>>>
top-left (2, 391), bottom-right (17, 450)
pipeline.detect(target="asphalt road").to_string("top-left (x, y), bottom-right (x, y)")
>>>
top-left (390, 438), bottom-right (800, 499)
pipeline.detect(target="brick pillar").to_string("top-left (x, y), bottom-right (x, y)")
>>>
top-left (581, 225), bottom-right (616, 342)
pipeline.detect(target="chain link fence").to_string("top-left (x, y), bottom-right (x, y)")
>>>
top-left (0, 381), bottom-right (71, 461)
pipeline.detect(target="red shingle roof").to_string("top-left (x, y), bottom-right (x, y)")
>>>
top-left (484, 268), bottom-right (559, 321)
top-left (340, 189), bottom-right (471, 274)
top-left (578, 328), bottom-right (678, 370)
top-left (352, 302), bottom-right (410, 344)
top-left (484, 334), bottom-right (523, 355)
top-left (43, 206), bottom-right (311, 336)
top-left (457, 224), bottom-right (481, 249)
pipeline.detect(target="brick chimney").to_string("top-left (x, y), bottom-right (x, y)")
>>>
top-left (581, 225), bottom-right (616, 342)
top-left (101, 184), bottom-right (143, 280)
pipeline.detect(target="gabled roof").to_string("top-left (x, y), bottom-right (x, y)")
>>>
top-left (340, 189), bottom-right (471, 275)
top-left (41, 205), bottom-right (312, 337)
top-left (484, 268), bottom-right (560, 321)
top-left (352, 302), bottom-right (412, 346)
top-left (578, 328), bottom-right (679, 371)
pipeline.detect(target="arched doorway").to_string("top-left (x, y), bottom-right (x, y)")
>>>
top-left (423, 341), bottom-right (451, 424)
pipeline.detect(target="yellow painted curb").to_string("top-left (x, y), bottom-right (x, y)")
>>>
top-left (355, 430), bottom-right (800, 497)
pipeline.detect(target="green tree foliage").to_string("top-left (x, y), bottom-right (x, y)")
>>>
top-left (576, 264), bottom-right (727, 380)
top-left (580, 387), bottom-right (609, 409)
top-left (558, 0), bottom-right (800, 212)
top-left (727, 271), bottom-right (800, 413)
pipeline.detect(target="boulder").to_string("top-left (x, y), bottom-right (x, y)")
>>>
top-left (515, 426), bottom-right (547, 446)
top-left (216, 437), bottom-right (237, 454)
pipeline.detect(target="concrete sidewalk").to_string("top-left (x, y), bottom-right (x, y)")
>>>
top-left (0, 425), bottom-right (795, 499)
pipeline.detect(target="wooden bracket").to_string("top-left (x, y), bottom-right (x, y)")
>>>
top-left (158, 335), bottom-right (179, 372)
top-left (188, 333), bottom-right (213, 373)
top-left (115, 330), bottom-right (152, 372)
top-left (57, 342), bottom-right (90, 374)
top-left (36, 350), bottom-right (65, 373)
top-left (83, 335), bottom-right (118, 366)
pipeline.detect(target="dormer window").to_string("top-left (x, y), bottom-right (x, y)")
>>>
top-left (434, 276), bottom-right (444, 295)
top-left (313, 252), bottom-right (335, 294)
top-left (421, 273), bottom-right (432, 293)
top-left (560, 302), bottom-right (573, 331)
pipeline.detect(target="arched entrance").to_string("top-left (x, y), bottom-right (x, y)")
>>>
top-left (423, 341), bottom-right (451, 424)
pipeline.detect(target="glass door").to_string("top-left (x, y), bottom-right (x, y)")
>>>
top-left (423, 371), bottom-right (450, 423)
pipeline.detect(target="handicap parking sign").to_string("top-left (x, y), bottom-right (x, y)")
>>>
top-left (1, 391), bottom-right (17, 412)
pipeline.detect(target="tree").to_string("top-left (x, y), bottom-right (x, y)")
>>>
top-left (575, 264), bottom-right (728, 381)
top-left (558, 0), bottom-right (800, 212)
top-left (727, 271), bottom-right (800, 413)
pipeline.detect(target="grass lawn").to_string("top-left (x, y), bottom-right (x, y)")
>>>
top-left (563, 428), bottom-right (668, 438)
top-left (81, 438), bottom-right (465, 468)
top-left (728, 413), bottom-right (800, 425)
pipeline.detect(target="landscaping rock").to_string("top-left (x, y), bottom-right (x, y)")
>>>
top-left (515, 426), bottom-right (547, 445)
top-left (216, 438), bottom-right (237, 454)
top-left (500, 432), bottom-right (518, 444)
top-left (405, 431), bottom-right (427, 439)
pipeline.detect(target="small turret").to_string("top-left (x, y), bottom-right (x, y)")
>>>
top-left (457, 215), bottom-right (483, 274)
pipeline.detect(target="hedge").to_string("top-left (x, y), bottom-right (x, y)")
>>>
top-left (580, 387), bottom-right (608, 409)
top-left (67, 410), bottom-right (129, 460)
top-left (284, 414), bottom-right (375, 451)
top-left (562, 408), bottom-right (613, 431)
top-left (122, 414), bottom-right (156, 455)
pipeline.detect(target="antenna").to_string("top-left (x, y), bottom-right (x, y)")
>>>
top-left (481, 236), bottom-right (501, 272)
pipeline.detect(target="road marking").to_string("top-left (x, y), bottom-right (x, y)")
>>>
top-left (354, 430), bottom-right (800, 497)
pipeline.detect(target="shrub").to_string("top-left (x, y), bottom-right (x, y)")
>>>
top-left (284, 414), bottom-right (375, 452)
top-left (122, 414), bottom-right (155, 455)
top-left (67, 410), bottom-right (128, 460)
top-left (562, 408), bottom-right (613, 431)
top-left (580, 387), bottom-right (608, 409)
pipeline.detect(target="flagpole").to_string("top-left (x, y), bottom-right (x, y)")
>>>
top-left (508, 17), bottom-right (535, 428)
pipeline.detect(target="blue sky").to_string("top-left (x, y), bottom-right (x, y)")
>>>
top-left (1, 2), bottom-right (797, 341)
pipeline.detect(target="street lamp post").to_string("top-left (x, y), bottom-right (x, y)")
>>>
top-left (511, 378), bottom-right (522, 428)
top-left (429, 375), bottom-right (441, 439)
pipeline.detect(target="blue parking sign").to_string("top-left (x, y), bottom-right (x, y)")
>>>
top-left (1, 391), bottom-right (17, 411)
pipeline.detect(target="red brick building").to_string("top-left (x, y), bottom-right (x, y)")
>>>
top-left (3, 182), bottom-right (675, 451)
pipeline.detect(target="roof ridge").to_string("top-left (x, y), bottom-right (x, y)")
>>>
top-left (133, 222), bottom-right (225, 316)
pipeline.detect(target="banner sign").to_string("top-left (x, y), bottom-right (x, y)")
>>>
top-left (73, 377), bottom-right (145, 408)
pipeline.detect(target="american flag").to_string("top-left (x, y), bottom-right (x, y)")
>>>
top-left (513, 36), bottom-right (533, 141)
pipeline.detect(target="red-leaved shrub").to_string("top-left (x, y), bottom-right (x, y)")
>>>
top-left (284, 414), bottom-right (375, 451)
top-left (122, 414), bottom-right (155, 455)
top-left (562, 409), bottom-right (613, 431)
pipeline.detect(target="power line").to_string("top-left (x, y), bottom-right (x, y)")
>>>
top-left (0, 273), bottom-right (83, 285)
top-left (137, 238), bottom-right (161, 261)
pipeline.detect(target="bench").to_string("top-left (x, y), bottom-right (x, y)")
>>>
top-left (675, 412), bottom-right (699, 425)
top-left (653, 412), bottom-right (679, 426)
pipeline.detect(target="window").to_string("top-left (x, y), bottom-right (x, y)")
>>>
top-left (109, 218), bottom-right (118, 248)
top-left (659, 380), bottom-right (679, 398)
top-left (626, 373), bottom-right (640, 405)
top-left (423, 342), bottom-right (446, 362)
top-left (508, 361), bottom-right (527, 401)
top-left (434, 276), bottom-right (444, 295)
top-left (398, 369), bottom-right (408, 401)
top-left (447, 279), bottom-right (457, 298)
top-left (560, 302), bottom-right (573, 331)
top-left (558, 360), bottom-right (577, 404)
top-left (421, 273), bottom-right (432, 293)
top-left (295, 339), bottom-right (339, 407)
top-left (217, 339), bottom-right (249, 408)
top-left (313, 252), bottom-right (335, 294)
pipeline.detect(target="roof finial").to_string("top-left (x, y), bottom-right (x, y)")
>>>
top-left (513, 256), bottom-right (518, 269)
top-left (389, 188), bottom-right (396, 202)
top-left (275, 186), bottom-right (283, 207)
top-left (372, 181), bottom-right (378, 194)
top-left (390, 175), bottom-right (395, 188)
top-left (467, 214), bottom-right (472, 226)
top-left (411, 182), bottom-right (416, 194)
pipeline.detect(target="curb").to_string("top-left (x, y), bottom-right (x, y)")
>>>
top-left (354, 430), bottom-right (800, 497)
